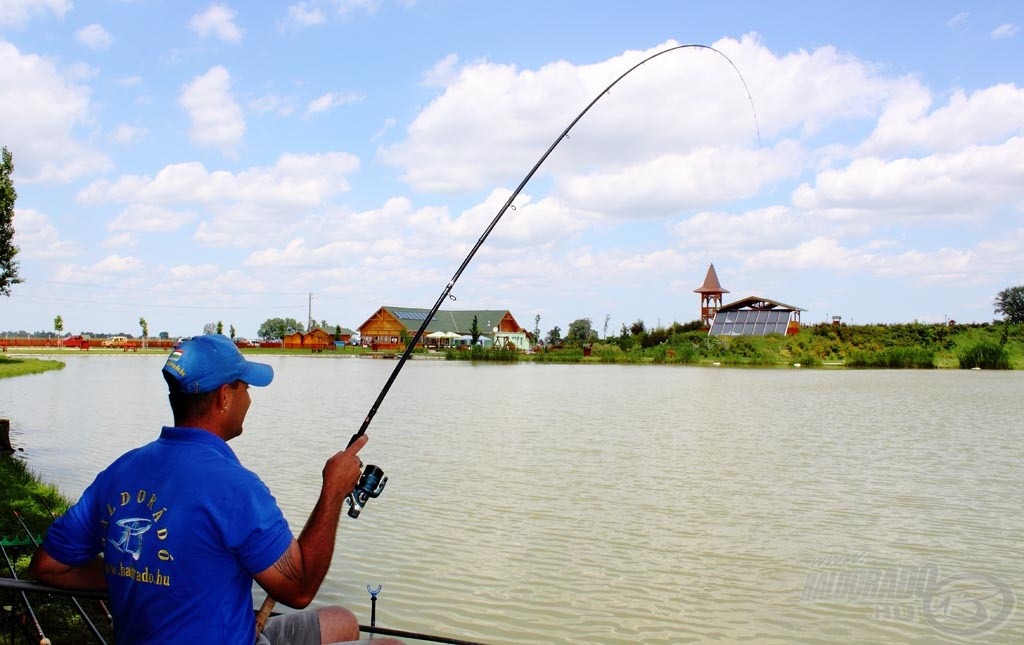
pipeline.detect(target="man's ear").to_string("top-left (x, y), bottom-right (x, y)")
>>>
top-left (216, 383), bottom-right (232, 413)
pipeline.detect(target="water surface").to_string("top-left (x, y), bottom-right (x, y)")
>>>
top-left (2, 355), bottom-right (1021, 643)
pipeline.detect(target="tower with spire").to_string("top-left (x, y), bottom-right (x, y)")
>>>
top-left (694, 263), bottom-right (729, 327)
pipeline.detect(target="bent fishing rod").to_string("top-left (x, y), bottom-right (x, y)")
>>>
top-left (347, 42), bottom-right (759, 446)
top-left (257, 42), bottom-right (759, 639)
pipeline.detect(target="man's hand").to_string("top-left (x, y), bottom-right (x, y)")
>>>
top-left (254, 433), bottom-right (371, 608)
top-left (322, 434), bottom-right (368, 503)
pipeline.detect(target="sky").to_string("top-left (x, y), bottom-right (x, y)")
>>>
top-left (1, 1), bottom-right (1022, 339)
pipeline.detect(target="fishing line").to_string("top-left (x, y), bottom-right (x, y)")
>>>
top-left (348, 43), bottom-right (760, 447)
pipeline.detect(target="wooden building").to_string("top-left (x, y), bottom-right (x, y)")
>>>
top-left (358, 306), bottom-right (529, 351)
top-left (694, 263), bottom-right (729, 327)
top-left (283, 326), bottom-right (356, 351)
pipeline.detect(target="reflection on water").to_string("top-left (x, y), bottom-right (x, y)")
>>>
top-left (2, 355), bottom-right (1022, 643)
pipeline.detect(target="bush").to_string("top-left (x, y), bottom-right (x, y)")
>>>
top-left (444, 346), bottom-right (517, 362)
top-left (957, 342), bottom-right (1011, 369)
top-left (846, 347), bottom-right (935, 368)
top-left (533, 348), bottom-right (584, 363)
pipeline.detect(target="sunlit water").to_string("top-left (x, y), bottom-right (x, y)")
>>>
top-left (2, 355), bottom-right (1021, 643)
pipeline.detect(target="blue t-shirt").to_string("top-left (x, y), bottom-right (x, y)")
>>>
top-left (43, 427), bottom-right (294, 644)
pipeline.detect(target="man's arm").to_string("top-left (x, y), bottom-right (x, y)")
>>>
top-left (254, 435), bottom-right (367, 608)
top-left (30, 548), bottom-right (107, 590)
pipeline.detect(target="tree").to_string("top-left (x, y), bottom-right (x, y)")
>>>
top-left (533, 315), bottom-right (541, 343)
top-left (229, 324), bottom-right (236, 339)
top-left (1, 146), bottom-right (23, 296)
top-left (470, 315), bottom-right (480, 345)
top-left (258, 317), bottom-right (305, 339)
top-left (545, 326), bottom-right (562, 345)
top-left (603, 314), bottom-right (610, 339)
top-left (54, 315), bottom-right (64, 347)
top-left (566, 318), bottom-right (596, 346)
top-left (203, 322), bottom-right (217, 335)
top-left (994, 285), bottom-right (1024, 324)
top-left (216, 321), bottom-right (223, 335)
top-left (139, 317), bottom-right (148, 349)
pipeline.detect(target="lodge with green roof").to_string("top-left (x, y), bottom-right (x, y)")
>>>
top-left (357, 306), bottom-right (530, 351)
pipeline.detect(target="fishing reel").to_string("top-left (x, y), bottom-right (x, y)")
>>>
top-left (347, 464), bottom-right (387, 518)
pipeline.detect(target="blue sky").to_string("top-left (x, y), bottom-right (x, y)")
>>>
top-left (2, 1), bottom-right (1022, 338)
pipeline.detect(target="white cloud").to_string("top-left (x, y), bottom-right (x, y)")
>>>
top-left (0, 40), bottom-right (111, 182)
top-left (189, 4), bottom-right (244, 43)
top-left (670, 206), bottom-right (810, 252)
top-left (109, 204), bottom-right (197, 232)
top-left (305, 90), bottom-right (364, 116)
top-left (555, 142), bottom-right (804, 220)
top-left (12, 208), bottom-right (76, 259)
top-left (792, 136), bottom-right (1024, 223)
top-left (0, 0), bottom-right (70, 27)
top-left (78, 153), bottom-right (360, 247)
top-left (991, 23), bottom-right (1018, 40)
top-left (947, 12), bottom-right (969, 29)
top-left (79, 152), bottom-right (360, 207)
top-left (179, 66), bottom-right (245, 155)
top-left (89, 255), bottom-right (146, 274)
top-left (370, 117), bottom-right (395, 142)
top-left (168, 263), bottom-right (221, 280)
top-left (114, 75), bottom-right (142, 87)
top-left (743, 236), bottom-right (979, 286)
top-left (422, 54), bottom-right (459, 87)
top-left (249, 93), bottom-right (297, 116)
top-left (102, 233), bottom-right (137, 249)
top-left (75, 23), bottom-right (112, 50)
top-left (283, 1), bottom-right (325, 28)
top-left (861, 84), bottom-right (1024, 155)
top-left (333, 0), bottom-right (380, 16)
top-left (108, 123), bottom-right (149, 144)
top-left (380, 36), bottom-right (902, 194)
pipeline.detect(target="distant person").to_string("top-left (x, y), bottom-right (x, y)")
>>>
top-left (31, 334), bottom-right (401, 644)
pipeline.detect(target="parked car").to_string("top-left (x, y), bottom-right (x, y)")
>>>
top-left (102, 335), bottom-right (129, 347)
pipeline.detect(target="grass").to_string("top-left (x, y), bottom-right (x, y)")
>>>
top-left (0, 454), bottom-right (114, 645)
top-left (0, 355), bottom-right (65, 379)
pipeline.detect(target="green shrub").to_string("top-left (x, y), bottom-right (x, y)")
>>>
top-left (533, 348), bottom-right (584, 363)
top-left (445, 346), bottom-right (518, 362)
top-left (846, 347), bottom-right (935, 368)
top-left (957, 341), bottom-right (1011, 369)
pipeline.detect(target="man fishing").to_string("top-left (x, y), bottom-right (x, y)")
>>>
top-left (30, 334), bottom-right (401, 644)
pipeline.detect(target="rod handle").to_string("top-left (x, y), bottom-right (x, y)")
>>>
top-left (255, 596), bottom-right (276, 635)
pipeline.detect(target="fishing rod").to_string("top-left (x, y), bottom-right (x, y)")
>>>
top-left (345, 42), bottom-right (760, 453)
top-left (0, 542), bottom-right (50, 645)
top-left (12, 512), bottom-right (107, 644)
top-left (257, 42), bottom-right (759, 637)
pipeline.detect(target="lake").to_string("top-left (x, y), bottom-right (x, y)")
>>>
top-left (2, 355), bottom-right (1021, 643)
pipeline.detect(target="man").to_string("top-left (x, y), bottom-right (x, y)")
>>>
top-left (31, 334), bottom-right (401, 644)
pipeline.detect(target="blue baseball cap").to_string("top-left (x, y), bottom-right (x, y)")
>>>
top-left (163, 334), bottom-right (273, 394)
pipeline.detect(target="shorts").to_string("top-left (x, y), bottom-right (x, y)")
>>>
top-left (256, 608), bottom-right (375, 645)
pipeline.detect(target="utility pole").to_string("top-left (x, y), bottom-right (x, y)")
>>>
top-left (308, 292), bottom-right (313, 331)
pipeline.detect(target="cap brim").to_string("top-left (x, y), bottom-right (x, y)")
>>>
top-left (240, 361), bottom-right (274, 387)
